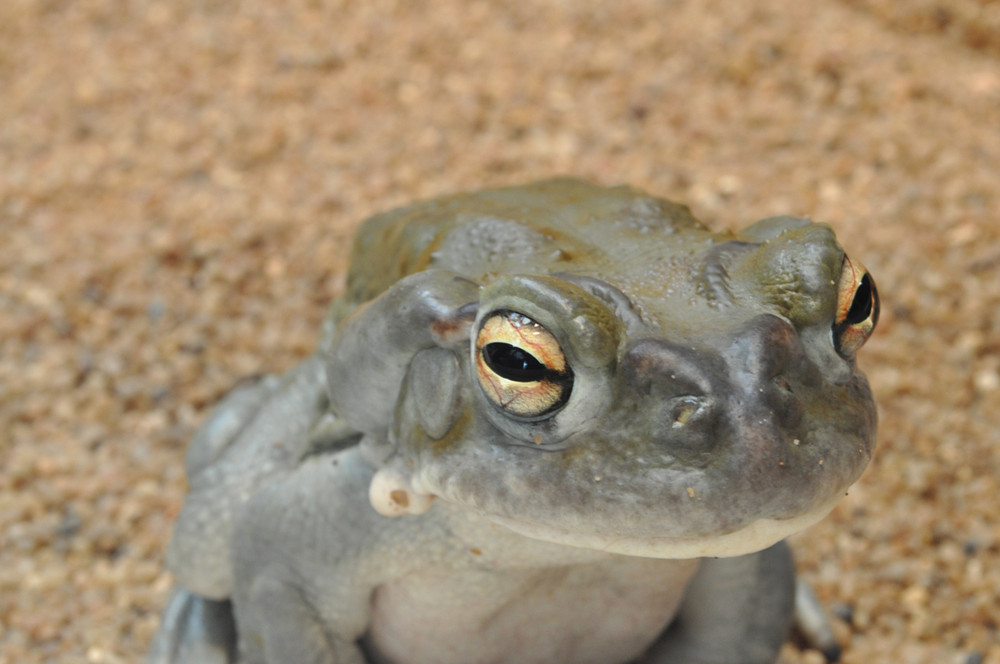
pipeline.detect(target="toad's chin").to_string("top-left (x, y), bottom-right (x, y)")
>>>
top-left (486, 492), bottom-right (844, 559)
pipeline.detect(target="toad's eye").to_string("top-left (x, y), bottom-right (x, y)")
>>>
top-left (833, 255), bottom-right (880, 357)
top-left (475, 311), bottom-right (573, 418)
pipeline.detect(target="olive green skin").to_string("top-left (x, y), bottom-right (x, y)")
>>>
top-left (325, 177), bottom-right (875, 554)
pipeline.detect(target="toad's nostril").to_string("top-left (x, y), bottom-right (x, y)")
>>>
top-left (671, 396), bottom-right (701, 429)
top-left (666, 395), bottom-right (716, 434)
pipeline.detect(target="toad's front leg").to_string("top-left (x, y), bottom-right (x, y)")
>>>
top-left (641, 542), bottom-right (796, 664)
top-left (236, 576), bottom-right (365, 664)
top-left (229, 449), bottom-right (383, 664)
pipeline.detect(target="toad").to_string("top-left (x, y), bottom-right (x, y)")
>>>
top-left (150, 179), bottom-right (879, 664)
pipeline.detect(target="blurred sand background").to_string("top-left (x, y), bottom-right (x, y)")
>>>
top-left (2, 1), bottom-right (999, 662)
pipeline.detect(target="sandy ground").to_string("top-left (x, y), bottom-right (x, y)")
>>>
top-left (2, 0), bottom-right (999, 662)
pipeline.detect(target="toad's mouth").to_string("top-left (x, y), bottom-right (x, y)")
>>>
top-left (482, 491), bottom-right (845, 559)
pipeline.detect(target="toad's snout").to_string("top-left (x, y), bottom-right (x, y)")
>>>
top-left (622, 338), bottom-right (725, 458)
top-left (622, 314), bottom-right (809, 456)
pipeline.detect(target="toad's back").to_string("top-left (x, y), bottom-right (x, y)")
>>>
top-left (338, 179), bottom-right (711, 312)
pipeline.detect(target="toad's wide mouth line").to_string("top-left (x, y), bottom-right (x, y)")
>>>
top-left (483, 492), bottom-right (845, 560)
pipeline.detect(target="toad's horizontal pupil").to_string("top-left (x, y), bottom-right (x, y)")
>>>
top-left (483, 343), bottom-right (546, 382)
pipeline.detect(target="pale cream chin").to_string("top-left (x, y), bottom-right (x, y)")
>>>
top-left (486, 493), bottom-right (845, 559)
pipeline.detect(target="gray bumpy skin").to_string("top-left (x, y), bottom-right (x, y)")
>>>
top-left (149, 179), bottom-right (879, 664)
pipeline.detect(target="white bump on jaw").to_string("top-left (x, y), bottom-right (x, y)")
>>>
top-left (369, 467), bottom-right (435, 517)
